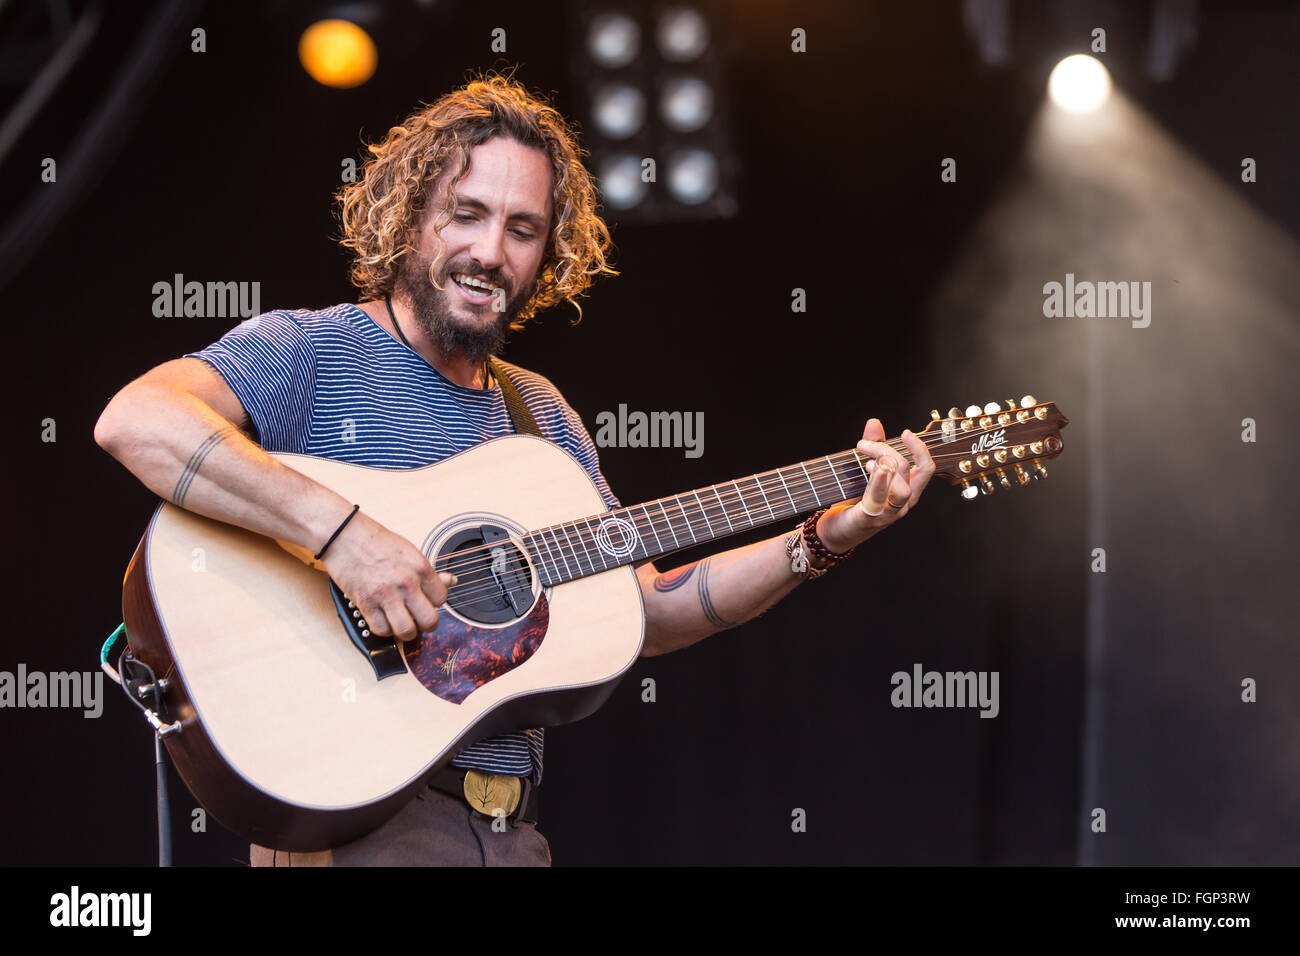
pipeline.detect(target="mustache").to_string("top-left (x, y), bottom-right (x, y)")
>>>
top-left (439, 259), bottom-right (511, 295)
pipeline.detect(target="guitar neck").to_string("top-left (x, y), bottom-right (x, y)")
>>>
top-left (521, 439), bottom-right (914, 586)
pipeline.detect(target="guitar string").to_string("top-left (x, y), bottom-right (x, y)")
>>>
top-left (391, 433), bottom-right (1056, 608)
top-left (430, 430), bottom-right (1051, 573)
top-left (421, 428), bottom-right (1056, 584)
top-left (387, 467), bottom-right (1048, 612)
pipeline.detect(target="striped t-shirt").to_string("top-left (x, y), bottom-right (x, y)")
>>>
top-left (185, 302), bottom-right (622, 785)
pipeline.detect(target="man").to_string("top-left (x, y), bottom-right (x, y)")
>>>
top-left (94, 75), bottom-right (935, 866)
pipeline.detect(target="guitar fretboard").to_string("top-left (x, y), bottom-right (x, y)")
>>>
top-left (521, 447), bottom-right (905, 586)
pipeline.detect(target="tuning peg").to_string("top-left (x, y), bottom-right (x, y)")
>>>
top-left (930, 409), bottom-right (941, 421)
top-left (948, 406), bottom-right (963, 419)
top-left (965, 404), bottom-right (982, 418)
top-left (960, 480), bottom-right (978, 500)
top-left (1014, 464), bottom-right (1031, 485)
top-left (1005, 399), bottom-right (1018, 411)
top-left (996, 468), bottom-right (1012, 489)
top-left (1020, 395), bottom-right (1038, 408)
top-left (1033, 462), bottom-right (1048, 480)
top-left (983, 401), bottom-right (1000, 415)
top-left (978, 475), bottom-right (996, 495)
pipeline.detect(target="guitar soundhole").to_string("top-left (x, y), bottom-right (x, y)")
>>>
top-left (435, 525), bottom-right (536, 625)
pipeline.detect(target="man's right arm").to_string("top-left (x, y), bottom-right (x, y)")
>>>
top-left (94, 357), bottom-right (447, 640)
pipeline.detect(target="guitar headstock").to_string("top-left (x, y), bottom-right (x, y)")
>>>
top-left (915, 396), bottom-right (1069, 499)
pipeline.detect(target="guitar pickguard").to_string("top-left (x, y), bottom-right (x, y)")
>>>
top-left (403, 594), bottom-right (550, 704)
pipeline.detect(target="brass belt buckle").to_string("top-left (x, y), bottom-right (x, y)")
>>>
top-left (462, 769), bottom-right (522, 817)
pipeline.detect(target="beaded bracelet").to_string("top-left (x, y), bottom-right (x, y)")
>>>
top-left (801, 508), bottom-right (856, 566)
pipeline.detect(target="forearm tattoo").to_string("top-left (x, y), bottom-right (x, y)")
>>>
top-left (696, 557), bottom-right (738, 630)
top-left (172, 424), bottom-right (239, 506)
top-left (653, 564), bottom-right (697, 593)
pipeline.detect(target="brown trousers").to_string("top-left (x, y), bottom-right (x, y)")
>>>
top-left (248, 782), bottom-right (550, 867)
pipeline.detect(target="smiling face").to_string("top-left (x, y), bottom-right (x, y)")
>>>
top-left (393, 136), bottom-right (555, 366)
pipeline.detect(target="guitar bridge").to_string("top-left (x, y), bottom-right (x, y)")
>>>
top-left (328, 580), bottom-right (408, 681)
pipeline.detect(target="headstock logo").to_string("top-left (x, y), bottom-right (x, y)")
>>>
top-left (971, 429), bottom-right (1007, 456)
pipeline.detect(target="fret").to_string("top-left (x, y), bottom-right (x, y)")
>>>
top-left (851, 449), bottom-right (870, 481)
top-left (732, 479), bottom-right (756, 526)
top-left (711, 486), bottom-right (735, 533)
top-left (825, 455), bottom-right (847, 500)
top-left (546, 528), bottom-right (575, 580)
top-left (584, 517), bottom-right (612, 569)
top-left (641, 504), bottom-right (665, 552)
top-left (658, 500), bottom-right (681, 548)
top-left (560, 524), bottom-right (591, 576)
top-left (775, 468), bottom-right (799, 510)
top-left (798, 463), bottom-right (823, 507)
top-left (674, 495), bottom-right (697, 543)
top-left (691, 490), bottom-right (716, 536)
top-left (527, 533), bottom-right (558, 585)
top-left (625, 509), bottom-right (651, 561)
top-left (751, 474), bottom-right (777, 522)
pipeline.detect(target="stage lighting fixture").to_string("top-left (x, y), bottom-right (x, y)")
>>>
top-left (588, 12), bottom-right (641, 68)
top-left (599, 154), bottom-right (650, 209)
top-left (1048, 54), bottom-right (1111, 113)
top-left (298, 18), bottom-right (378, 88)
top-left (656, 7), bottom-right (709, 62)
top-left (592, 83), bottom-right (646, 139)
top-left (569, 2), bottom-right (737, 222)
top-left (660, 76), bottom-right (713, 132)
top-left (666, 148), bottom-right (718, 204)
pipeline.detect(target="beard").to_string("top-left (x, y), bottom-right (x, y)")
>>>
top-left (392, 248), bottom-right (533, 367)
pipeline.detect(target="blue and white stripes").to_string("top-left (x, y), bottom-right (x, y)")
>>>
top-left (186, 302), bottom-right (621, 785)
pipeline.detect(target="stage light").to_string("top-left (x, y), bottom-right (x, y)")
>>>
top-left (660, 76), bottom-right (713, 132)
top-left (1048, 54), bottom-right (1111, 113)
top-left (657, 7), bottom-right (709, 62)
top-left (572, 6), bottom-right (735, 221)
top-left (588, 13), bottom-right (641, 68)
top-left (599, 155), bottom-right (649, 209)
top-left (298, 18), bottom-right (378, 89)
top-left (592, 83), bottom-right (646, 139)
top-left (666, 148), bottom-right (718, 204)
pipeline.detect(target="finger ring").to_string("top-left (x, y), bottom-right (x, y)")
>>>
top-left (886, 497), bottom-right (907, 511)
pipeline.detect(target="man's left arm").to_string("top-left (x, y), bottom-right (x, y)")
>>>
top-left (636, 418), bottom-right (935, 657)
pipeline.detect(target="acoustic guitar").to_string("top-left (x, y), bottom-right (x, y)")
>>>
top-left (121, 397), bottom-right (1068, 850)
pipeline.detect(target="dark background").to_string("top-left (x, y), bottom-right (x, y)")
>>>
top-left (2, 0), bottom-right (1296, 865)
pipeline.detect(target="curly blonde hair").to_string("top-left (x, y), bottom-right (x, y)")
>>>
top-left (336, 73), bottom-right (616, 325)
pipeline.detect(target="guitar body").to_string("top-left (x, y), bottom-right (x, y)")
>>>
top-left (118, 397), bottom-right (1069, 852)
top-left (123, 435), bottom-right (645, 851)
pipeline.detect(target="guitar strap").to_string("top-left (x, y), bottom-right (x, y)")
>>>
top-left (488, 356), bottom-right (543, 438)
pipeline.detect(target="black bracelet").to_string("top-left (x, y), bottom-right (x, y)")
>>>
top-left (315, 504), bottom-right (360, 561)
